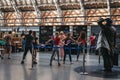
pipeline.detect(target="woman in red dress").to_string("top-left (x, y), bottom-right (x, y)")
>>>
top-left (76, 31), bottom-right (86, 61)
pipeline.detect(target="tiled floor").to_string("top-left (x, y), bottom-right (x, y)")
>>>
top-left (0, 51), bottom-right (120, 80)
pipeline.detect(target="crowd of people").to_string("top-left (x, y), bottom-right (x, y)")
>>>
top-left (0, 18), bottom-right (118, 72)
top-left (0, 30), bottom-right (90, 66)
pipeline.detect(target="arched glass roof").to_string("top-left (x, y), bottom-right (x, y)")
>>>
top-left (0, 0), bottom-right (120, 26)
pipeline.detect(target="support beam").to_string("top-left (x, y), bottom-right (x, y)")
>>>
top-left (0, 11), bottom-right (4, 27)
top-left (0, 0), bottom-right (5, 27)
top-left (54, 0), bottom-right (63, 25)
top-left (0, 11), bottom-right (4, 19)
top-left (107, 0), bottom-right (111, 18)
top-left (30, 0), bottom-right (41, 25)
top-left (79, 0), bottom-right (85, 25)
top-left (10, 0), bottom-right (22, 25)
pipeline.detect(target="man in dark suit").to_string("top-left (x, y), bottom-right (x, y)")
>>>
top-left (97, 18), bottom-right (116, 72)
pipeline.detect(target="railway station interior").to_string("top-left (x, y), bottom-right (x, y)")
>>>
top-left (0, 0), bottom-right (120, 80)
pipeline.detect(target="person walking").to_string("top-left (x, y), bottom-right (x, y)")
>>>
top-left (21, 30), bottom-right (35, 64)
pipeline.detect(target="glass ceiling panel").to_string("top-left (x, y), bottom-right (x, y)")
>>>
top-left (6, 0), bottom-right (12, 6)
top-left (17, 0), bottom-right (25, 5)
top-left (83, 0), bottom-right (107, 2)
top-left (1, 0), bottom-right (7, 6)
top-left (35, 0), bottom-right (38, 4)
top-left (42, 0), bottom-right (47, 4)
top-left (15, 0), bottom-right (22, 6)
top-left (111, 0), bottom-right (120, 2)
top-left (26, 0), bottom-right (32, 5)
top-left (0, 1), bottom-right (2, 6)
top-left (47, 0), bottom-right (54, 4)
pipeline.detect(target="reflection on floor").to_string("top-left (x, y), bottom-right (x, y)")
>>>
top-left (0, 52), bottom-right (120, 80)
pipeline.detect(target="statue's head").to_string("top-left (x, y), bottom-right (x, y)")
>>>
top-left (105, 18), bottom-right (113, 26)
top-left (97, 18), bottom-right (105, 26)
top-left (97, 18), bottom-right (113, 28)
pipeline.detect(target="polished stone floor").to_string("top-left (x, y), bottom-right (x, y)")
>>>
top-left (0, 51), bottom-right (120, 80)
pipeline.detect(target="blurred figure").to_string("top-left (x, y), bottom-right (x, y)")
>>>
top-left (89, 33), bottom-right (96, 54)
top-left (0, 32), bottom-right (5, 59)
top-left (96, 18), bottom-right (116, 72)
top-left (76, 31), bottom-right (86, 61)
top-left (21, 34), bottom-right (25, 51)
top-left (4, 31), bottom-right (12, 59)
top-left (63, 32), bottom-right (76, 64)
top-left (46, 32), bottom-right (61, 66)
top-left (21, 30), bottom-right (35, 64)
top-left (33, 31), bottom-right (39, 64)
top-left (59, 31), bottom-right (66, 60)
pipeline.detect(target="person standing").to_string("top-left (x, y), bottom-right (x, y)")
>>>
top-left (4, 31), bottom-right (12, 59)
top-left (59, 31), bottom-right (66, 60)
top-left (0, 32), bottom-right (5, 59)
top-left (21, 34), bottom-right (25, 51)
top-left (76, 31), bottom-right (86, 61)
top-left (33, 31), bottom-right (39, 64)
top-left (63, 32), bottom-right (76, 64)
top-left (21, 30), bottom-right (34, 64)
top-left (46, 32), bottom-right (61, 66)
top-left (89, 33), bottom-right (96, 54)
top-left (96, 18), bottom-right (116, 72)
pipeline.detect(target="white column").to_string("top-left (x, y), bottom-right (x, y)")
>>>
top-left (69, 25), bottom-right (73, 36)
top-left (0, 11), bottom-right (4, 27)
top-left (10, 0), bottom-right (22, 25)
top-left (54, 0), bottom-right (63, 25)
top-left (79, 0), bottom-right (85, 25)
top-left (107, 0), bottom-right (111, 18)
top-left (53, 26), bottom-right (56, 35)
top-left (30, 0), bottom-right (41, 25)
top-left (87, 25), bottom-right (91, 54)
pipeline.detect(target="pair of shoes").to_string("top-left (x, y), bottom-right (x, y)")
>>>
top-left (0, 55), bottom-right (4, 59)
top-left (58, 63), bottom-right (61, 66)
top-left (103, 69), bottom-right (112, 72)
top-left (21, 61), bottom-right (24, 64)
top-left (49, 63), bottom-right (52, 66)
top-left (8, 57), bottom-right (11, 59)
top-left (33, 61), bottom-right (37, 64)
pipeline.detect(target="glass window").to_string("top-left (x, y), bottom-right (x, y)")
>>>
top-left (43, 0), bottom-right (47, 4)
top-left (47, 0), bottom-right (53, 4)
top-left (6, 0), bottom-right (12, 6)
top-left (0, 3), bottom-right (1, 6)
top-left (2, 0), bottom-right (7, 6)
top-left (23, 0), bottom-right (26, 5)
top-left (15, 0), bottom-right (21, 6)
top-left (26, 0), bottom-right (32, 5)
